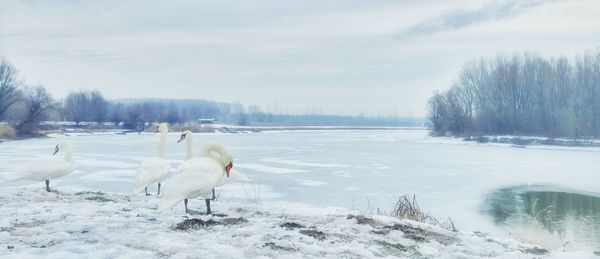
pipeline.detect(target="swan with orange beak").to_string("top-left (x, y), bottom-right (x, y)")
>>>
top-left (159, 132), bottom-right (234, 215)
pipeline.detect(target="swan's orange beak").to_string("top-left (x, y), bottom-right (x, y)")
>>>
top-left (225, 162), bottom-right (233, 178)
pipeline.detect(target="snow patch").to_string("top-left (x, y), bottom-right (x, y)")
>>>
top-left (0, 188), bottom-right (590, 258)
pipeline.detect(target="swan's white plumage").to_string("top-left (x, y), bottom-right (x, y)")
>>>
top-left (14, 140), bottom-right (74, 182)
top-left (160, 140), bottom-right (237, 212)
top-left (16, 157), bottom-right (74, 181)
top-left (175, 159), bottom-right (194, 174)
top-left (134, 123), bottom-right (171, 193)
top-left (133, 157), bottom-right (171, 193)
top-left (158, 157), bottom-right (224, 211)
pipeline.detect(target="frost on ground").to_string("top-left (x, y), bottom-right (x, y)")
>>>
top-left (0, 189), bottom-right (595, 258)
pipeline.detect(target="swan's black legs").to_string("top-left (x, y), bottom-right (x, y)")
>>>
top-left (157, 183), bottom-right (161, 195)
top-left (205, 199), bottom-right (212, 215)
top-left (184, 199), bottom-right (189, 214)
top-left (204, 189), bottom-right (216, 214)
top-left (45, 180), bottom-right (50, 192)
top-left (145, 187), bottom-right (150, 196)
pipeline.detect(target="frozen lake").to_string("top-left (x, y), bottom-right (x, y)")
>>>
top-left (1, 129), bottom-right (599, 250)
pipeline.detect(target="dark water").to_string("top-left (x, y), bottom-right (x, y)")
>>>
top-left (484, 185), bottom-right (600, 250)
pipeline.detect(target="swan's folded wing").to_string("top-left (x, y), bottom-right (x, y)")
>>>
top-left (16, 157), bottom-right (74, 181)
top-left (175, 160), bottom-right (194, 174)
top-left (134, 157), bottom-right (171, 193)
top-left (158, 158), bottom-right (222, 211)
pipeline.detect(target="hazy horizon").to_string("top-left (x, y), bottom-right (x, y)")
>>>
top-left (1, 0), bottom-right (599, 116)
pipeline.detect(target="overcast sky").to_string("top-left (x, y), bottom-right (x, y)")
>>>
top-left (1, 0), bottom-right (599, 116)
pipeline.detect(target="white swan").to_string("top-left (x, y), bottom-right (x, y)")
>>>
top-left (159, 140), bottom-right (234, 214)
top-left (134, 123), bottom-right (171, 195)
top-left (14, 140), bottom-right (74, 192)
top-left (170, 131), bottom-right (247, 210)
top-left (173, 131), bottom-right (243, 187)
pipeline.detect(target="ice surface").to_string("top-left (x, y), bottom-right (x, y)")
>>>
top-left (1, 130), bottom-right (600, 254)
top-left (236, 163), bottom-right (308, 174)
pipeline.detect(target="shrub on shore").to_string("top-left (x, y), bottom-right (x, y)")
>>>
top-left (0, 125), bottom-right (17, 139)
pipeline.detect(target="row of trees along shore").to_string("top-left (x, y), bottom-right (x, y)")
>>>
top-left (428, 50), bottom-right (600, 139)
top-left (0, 58), bottom-right (415, 136)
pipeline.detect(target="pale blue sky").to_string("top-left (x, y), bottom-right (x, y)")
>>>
top-left (1, 0), bottom-right (599, 116)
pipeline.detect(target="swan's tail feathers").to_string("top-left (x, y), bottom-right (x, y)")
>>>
top-left (158, 197), bottom-right (181, 212)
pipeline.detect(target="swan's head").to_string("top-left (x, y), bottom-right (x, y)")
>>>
top-left (156, 123), bottom-right (168, 133)
top-left (223, 154), bottom-right (234, 178)
top-left (177, 130), bottom-right (193, 143)
top-left (53, 141), bottom-right (72, 155)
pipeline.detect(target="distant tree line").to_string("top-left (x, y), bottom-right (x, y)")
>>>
top-left (0, 58), bottom-right (417, 135)
top-left (428, 51), bottom-right (600, 138)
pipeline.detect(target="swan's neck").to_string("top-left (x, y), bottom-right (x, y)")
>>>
top-left (200, 143), bottom-right (229, 166)
top-left (157, 130), bottom-right (167, 158)
top-left (206, 154), bottom-right (222, 165)
top-left (185, 134), bottom-right (194, 160)
top-left (200, 144), bottom-right (219, 158)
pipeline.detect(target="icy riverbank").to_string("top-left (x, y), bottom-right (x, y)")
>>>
top-left (0, 188), bottom-right (594, 258)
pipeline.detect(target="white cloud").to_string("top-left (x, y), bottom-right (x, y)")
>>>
top-left (0, 0), bottom-right (599, 116)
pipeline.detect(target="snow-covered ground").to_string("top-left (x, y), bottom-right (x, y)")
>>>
top-left (1, 188), bottom-right (593, 259)
top-left (1, 129), bottom-right (600, 257)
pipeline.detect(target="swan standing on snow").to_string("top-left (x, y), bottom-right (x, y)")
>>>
top-left (134, 123), bottom-right (171, 196)
top-left (159, 138), bottom-right (234, 214)
top-left (15, 140), bottom-right (74, 192)
top-left (172, 131), bottom-right (248, 211)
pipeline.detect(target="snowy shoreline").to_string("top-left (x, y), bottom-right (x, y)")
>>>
top-left (463, 135), bottom-right (600, 148)
top-left (0, 188), bottom-right (593, 258)
top-left (0, 126), bottom-right (427, 143)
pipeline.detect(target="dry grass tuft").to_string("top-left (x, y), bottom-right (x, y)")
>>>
top-left (392, 194), bottom-right (440, 226)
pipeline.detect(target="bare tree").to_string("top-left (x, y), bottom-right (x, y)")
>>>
top-left (124, 104), bottom-right (144, 130)
top-left (165, 101), bottom-right (181, 125)
top-left (428, 51), bottom-right (600, 138)
top-left (17, 86), bottom-right (55, 132)
top-left (109, 102), bottom-right (125, 126)
top-left (0, 59), bottom-right (20, 120)
top-left (64, 90), bottom-right (91, 126)
top-left (89, 90), bottom-right (108, 125)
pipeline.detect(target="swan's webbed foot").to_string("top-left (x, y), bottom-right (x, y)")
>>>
top-left (45, 180), bottom-right (50, 192)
